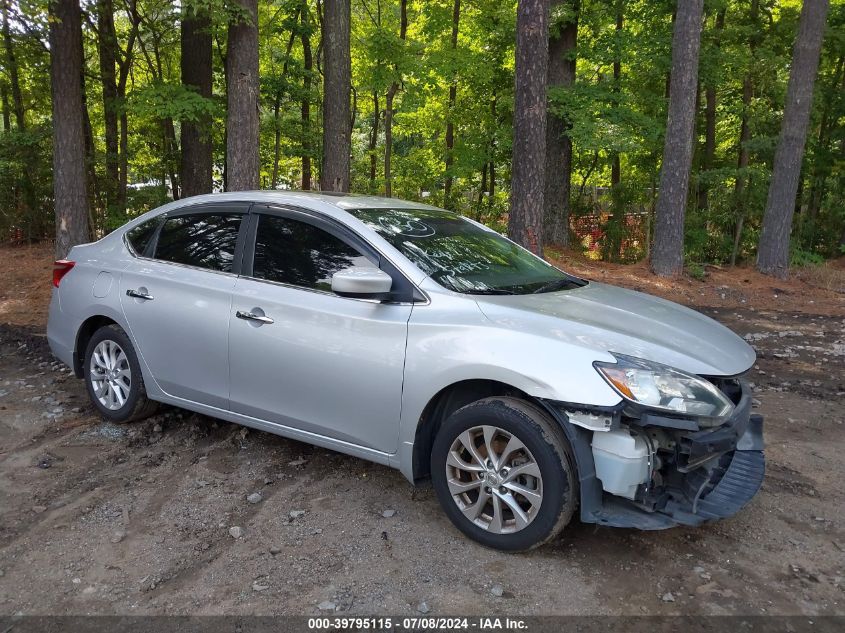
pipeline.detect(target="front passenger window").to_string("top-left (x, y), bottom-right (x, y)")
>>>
top-left (252, 215), bottom-right (376, 292)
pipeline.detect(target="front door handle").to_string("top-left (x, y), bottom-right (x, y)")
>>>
top-left (236, 310), bottom-right (274, 325)
top-left (126, 289), bottom-right (154, 301)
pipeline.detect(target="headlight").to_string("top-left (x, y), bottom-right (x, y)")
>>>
top-left (594, 353), bottom-right (734, 422)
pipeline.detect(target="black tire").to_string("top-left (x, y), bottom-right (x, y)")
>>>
top-left (83, 324), bottom-right (157, 423)
top-left (431, 396), bottom-right (577, 551)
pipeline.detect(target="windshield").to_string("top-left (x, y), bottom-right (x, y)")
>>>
top-left (349, 208), bottom-right (587, 295)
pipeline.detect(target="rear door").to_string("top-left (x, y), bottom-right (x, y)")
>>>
top-left (227, 206), bottom-right (413, 454)
top-left (119, 202), bottom-right (249, 409)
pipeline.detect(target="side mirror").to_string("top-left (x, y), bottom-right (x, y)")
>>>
top-left (331, 266), bottom-right (393, 300)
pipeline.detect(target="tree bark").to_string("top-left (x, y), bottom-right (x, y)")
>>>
top-left (443, 0), bottom-right (461, 209)
top-left (607, 0), bottom-right (624, 261)
top-left (384, 0), bottom-right (407, 198)
top-left (163, 116), bottom-right (180, 199)
top-left (3, 0), bottom-right (37, 230)
top-left (543, 0), bottom-right (578, 247)
top-left (730, 0), bottom-right (759, 266)
top-left (320, 0), bottom-right (351, 192)
top-left (49, 0), bottom-right (90, 259)
top-left (650, 0), bottom-right (704, 277)
top-left (96, 0), bottom-right (120, 218)
top-left (508, 0), bottom-right (550, 256)
top-left (225, 0), bottom-right (260, 191)
top-left (1, 82), bottom-right (10, 132)
top-left (301, 1), bottom-right (313, 190)
top-left (181, 5), bottom-right (213, 197)
top-left (369, 92), bottom-right (379, 191)
top-left (698, 6), bottom-right (725, 211)
top-left (489, 94), bottom-right (497, 207)
top-left (272, 25), bottom-right (298, 190)
top-left (757, 0), bottom-right (830, 277)
top-left (2, 0), bottom-right (24, 130)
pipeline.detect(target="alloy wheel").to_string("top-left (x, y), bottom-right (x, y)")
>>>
top-left (445, 425), bottom-right (543, 534)
top-left (89, 339), bottom-right (132, 411)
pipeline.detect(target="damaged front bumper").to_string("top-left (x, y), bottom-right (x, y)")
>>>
top-left (541, 378), bottom-right (765, 530)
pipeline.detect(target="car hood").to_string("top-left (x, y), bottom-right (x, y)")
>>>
top-left (474, 281), bottom-right (755, 376)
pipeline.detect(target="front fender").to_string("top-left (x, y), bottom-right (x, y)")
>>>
top-left (394, 289), bottom-right (622, 480)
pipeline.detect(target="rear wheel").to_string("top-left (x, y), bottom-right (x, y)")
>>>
top-left (431, 396), bottom-right (576, 551)
top-left (84, 325), bottom-right (156, 423)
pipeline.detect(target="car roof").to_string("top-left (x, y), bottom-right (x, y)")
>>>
top-left (162, 190), bottom-right (444, 213)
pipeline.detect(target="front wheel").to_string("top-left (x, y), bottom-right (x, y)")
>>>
top-left (430, 396), bottom-right (577, 551)
top-left (84, 325), bottom-right (156, 423)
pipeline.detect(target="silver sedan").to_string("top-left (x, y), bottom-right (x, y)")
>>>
top-left (47, 192), bottom-right (764, 550)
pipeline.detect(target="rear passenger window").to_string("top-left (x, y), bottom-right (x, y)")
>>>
top-left (125, 218), bottom-right (159, 256)
top-left (154, 213), bottom-right (243, 273)
top-left (252, 215), bottom-right (376, 291)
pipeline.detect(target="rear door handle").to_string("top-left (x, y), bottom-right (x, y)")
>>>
top-left (236, 310), bottom-right (274, 325)
top-left (126, 289), bottom-right (154, 301)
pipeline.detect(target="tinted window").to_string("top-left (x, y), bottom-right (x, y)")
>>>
top-left (349, 208), bottom-right (586, 295)
top-left (154, 213), bottom-right (243, 272)
top-left (252, 215), bottom-right (375, 291)
top-left (125, 218), bottom-right (160, 256)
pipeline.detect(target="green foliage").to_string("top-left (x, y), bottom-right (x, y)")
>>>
top-left (129, 83), bottom-right (219, 123)
top-left (790, 246), bottom-right (825, 267)
top-left (0, 0), bottom-right (842, 269)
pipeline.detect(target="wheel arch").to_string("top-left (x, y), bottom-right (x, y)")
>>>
top-left (73, 314), bottom-right (123, 378)
top-left (409, 379), bottom-right (536, 483)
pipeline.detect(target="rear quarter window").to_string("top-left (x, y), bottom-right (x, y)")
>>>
top-left (153, 213), bottom-right (243, 273)
top-left (125, 218), bottom-right (160, 256)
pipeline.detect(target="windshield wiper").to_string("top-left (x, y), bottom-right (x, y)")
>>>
top-left (532, 279), bottom-right (578, 294)
top-left (469, 288), bottom-right (518, 295)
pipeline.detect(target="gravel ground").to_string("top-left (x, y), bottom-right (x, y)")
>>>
top-left (0, 307), bottom-right (843, 616)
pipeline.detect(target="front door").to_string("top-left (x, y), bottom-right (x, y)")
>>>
top-left (120, 203), bottom-right (249, 409)
top-left (228, 208), bottom-right (412, 454)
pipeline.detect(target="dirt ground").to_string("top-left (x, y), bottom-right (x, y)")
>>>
top-left (0, 243), bottom-right (843, 616)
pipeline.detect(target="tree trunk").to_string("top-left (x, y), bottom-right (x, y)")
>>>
top-left (163, 116), bottom-right (180, 199)
top-left (369, 92), bottom-right (379, 191)
top-left (321, 0), bottom-right (351, 192)
top-left (757, 0), bottom-right (830, 277)
top-left (508, 0), bottom-right (550, 256)
top-left (730, 0), bottom-right (759, 266)
top-left (476, 161), bottom-right (488, 219)
top-left (225, 0), bottom-right (260, 191)
top-left (272, 26), bottom-right (298, 190)
top-left (181, 6), bottom-right (213, 197)
top-left (301, 1), bottom-right (313, 190)
top-left (49, 0), bottom-right (90, 259)
top-left (650, 0), bottom-right (704, 277)
top-left (2, 0), bottom-right (24, 130)
top-left (543, 0), bottom-right (578, 247)
top-left (116, 4), bottom-right (137, 212)
top-left (489, 94), bottom-right (497, 207)
top-left (806, 55), bottom-right (843, 225)
top-left (607, 0), bottom-right (623, 261)
top-left (384, 0), bottom-right (407, 198)
top-left (271, 90), bottom-right (282, 189)
top-left (698, 6), bottom-right (725, 211)
top-left (3, 0), bottom-right (39, 235)
top-left (96, 0), bottom-right (120, 218)
top-left (1, 83), bottom-right (10, 132)
top-left (443, 0), bottom-right (460, 209)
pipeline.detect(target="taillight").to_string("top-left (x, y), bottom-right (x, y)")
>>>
top-left (53, 260), bottom-right (75, 288)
